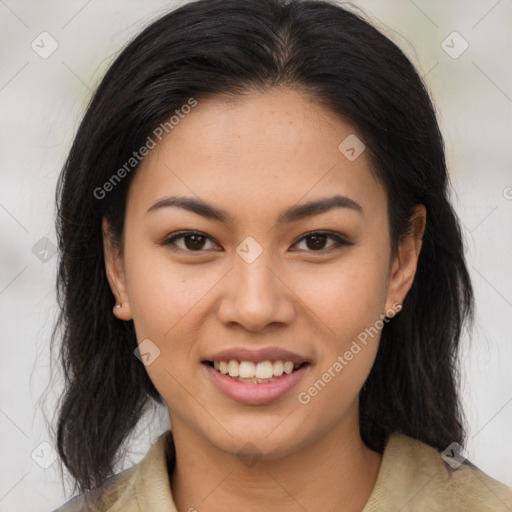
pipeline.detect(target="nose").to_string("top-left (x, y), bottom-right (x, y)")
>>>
top-left (216, 250), bottom-right (296, 333)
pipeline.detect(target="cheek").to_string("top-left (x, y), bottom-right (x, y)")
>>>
top-left (292, 247), bottom-right (389, 402)
top-left (295, 250), bottom-right (390, 335)
top-left (123, 244), bottom-right (217, 339)
top-left (294, 259), bottom-right (388, 417)
top-left (122, 247), bottom-right (214, 403)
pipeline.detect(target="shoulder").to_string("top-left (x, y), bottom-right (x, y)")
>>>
top-left (364, 432), bottom-right (512, 512)
top-left (52, 430), bottom-right (176, 512)
top-left (51, 468), bottom-right (138, 512)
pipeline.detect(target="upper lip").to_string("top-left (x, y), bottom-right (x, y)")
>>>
top-left (203, 347), bottom-right (309, 364)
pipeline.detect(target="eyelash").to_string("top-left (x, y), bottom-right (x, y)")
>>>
top-left (161, 230), bottom-right (352, 254)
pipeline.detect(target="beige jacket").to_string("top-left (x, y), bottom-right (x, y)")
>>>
top-left (54, 430), bottom-right (512, 511)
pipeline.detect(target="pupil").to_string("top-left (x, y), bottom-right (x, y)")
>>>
top-left (186, 234), bottom-right (205, 250)
top-left (307, 234), bottom-right (326, 250)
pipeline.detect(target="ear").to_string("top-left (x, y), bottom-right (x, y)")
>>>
top-left (103, 218), bottom-right (133, 321)
top-left (385, 204), bottom-right (426, 313)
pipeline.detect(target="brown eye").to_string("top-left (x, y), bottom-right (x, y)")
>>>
top-left (162, 231), bottom-right (219, 252)
top-left (183, 234), bottom-right (207, 250)
top-left (292, 231), bottom-right (350, 252)
top-left (305, 233), bottom-right (328, 250)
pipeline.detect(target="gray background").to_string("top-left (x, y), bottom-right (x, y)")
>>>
top-left (1, 1), bottom-right (511, 510)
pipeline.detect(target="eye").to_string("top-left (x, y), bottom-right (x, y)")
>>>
top-left (162, 231), bottom-right (220, 252)
top-left (161, 230), bottom-right (351, 254)
top-left (291, 231), bottom-right (350, 252)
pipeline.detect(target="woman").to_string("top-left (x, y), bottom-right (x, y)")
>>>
top-left (52, 0), bottom-right (512, 510)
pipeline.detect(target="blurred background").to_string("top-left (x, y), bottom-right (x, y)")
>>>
top-left (0, 1), bottom-right (511, 510)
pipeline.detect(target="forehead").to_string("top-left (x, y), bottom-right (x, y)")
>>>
top-left (127, 87), bottom-right (385, 220)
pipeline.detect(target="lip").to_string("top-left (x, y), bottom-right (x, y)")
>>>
top-left (203, 346), bottom-right (309, 364)
top-left (203, 362), bottom-right (310, 405)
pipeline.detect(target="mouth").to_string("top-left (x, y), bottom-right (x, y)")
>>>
top-left (203, 359), bottom-right (309, 384)
top-left (202, 357), bottom-right (310, 405)
top-left (201, 347), bottom-right (311, 404)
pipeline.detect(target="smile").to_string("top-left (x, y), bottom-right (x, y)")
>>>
top-left (203, 360), bottom-right (310, 405)
top-left (207, 359), bottom-right (306, 383)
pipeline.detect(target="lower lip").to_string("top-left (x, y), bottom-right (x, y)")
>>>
top-left (203, 363), bottom-right (309, 405)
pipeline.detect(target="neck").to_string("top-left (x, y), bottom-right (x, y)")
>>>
top-left (169, 408), bottom-right (382, 512)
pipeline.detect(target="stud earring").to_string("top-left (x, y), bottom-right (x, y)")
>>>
top-left (113, 303), bottom-right (122, 313)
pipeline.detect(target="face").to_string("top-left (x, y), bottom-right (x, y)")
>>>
top-left (105, 87), bottom-right (424, 460)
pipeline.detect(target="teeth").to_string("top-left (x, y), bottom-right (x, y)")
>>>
top-left (283, 361), bottom-right (294, 374)
top-left (210, 359), bottom-right (302, 379)
top-left (219, 361), bottom-right (228, 374)
top-left (239, 361), bottom-right (256, 378)
top-left (273, 360), bottom-right (284, 376)
top-left (255, 361), bottom-right (273, 379)
top-left (228, 359), bottom-right (239, 377)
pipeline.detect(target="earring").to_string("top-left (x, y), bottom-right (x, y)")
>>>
top-left (113, 303), bottom-right (122, 313)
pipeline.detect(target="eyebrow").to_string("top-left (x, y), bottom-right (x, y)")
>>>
top-left (145, 194), bottom-right (363, 223)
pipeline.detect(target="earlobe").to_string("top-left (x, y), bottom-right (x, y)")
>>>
top-left (112, 302), bottom-right (132, 321)
top-left (102, 218), bottom-right (133, 321)
top-left (385, 204), bottom-right (426, 312)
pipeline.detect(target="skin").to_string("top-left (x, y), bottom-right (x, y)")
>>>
top-left (104, 87), bottom-right (426, 512)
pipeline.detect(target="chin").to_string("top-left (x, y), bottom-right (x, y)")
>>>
top-left (196, 414), bottom-right (312, 462)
